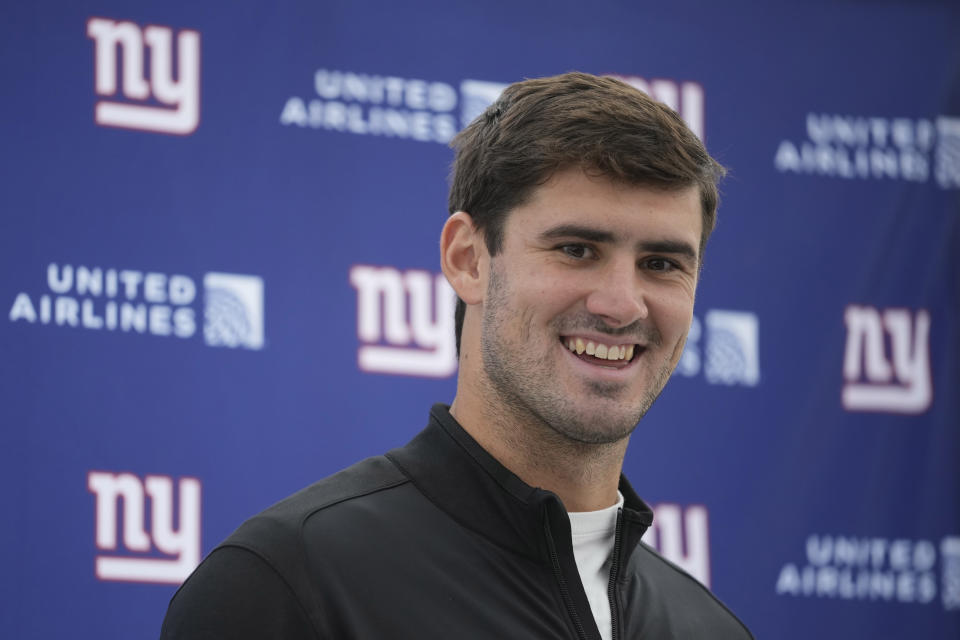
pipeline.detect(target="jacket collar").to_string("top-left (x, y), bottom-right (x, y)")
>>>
top-left (385, 404), bottom-right (654, 565)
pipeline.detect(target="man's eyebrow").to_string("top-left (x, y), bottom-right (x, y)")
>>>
top-left (636, 240), bottom-right (698, 260)
top-left (539, 224), bottom-right (615, 243)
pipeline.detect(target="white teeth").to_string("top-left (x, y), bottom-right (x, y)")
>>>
top-left (567, 338), bottom-right (636, 362)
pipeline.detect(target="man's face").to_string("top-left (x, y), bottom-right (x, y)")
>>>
top-left (478, 168), bottom-right (702, 444)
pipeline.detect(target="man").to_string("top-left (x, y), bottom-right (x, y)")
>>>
top-left (160, 72), bottom-right (753, 639)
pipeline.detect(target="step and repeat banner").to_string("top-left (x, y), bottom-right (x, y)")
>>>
top-left (1, 1), bottom-right (958, 638)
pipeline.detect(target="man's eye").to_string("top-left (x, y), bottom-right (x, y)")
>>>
top-left (644, 257), bottom-right (676, 272)
top-left (560, 244), bottom-right (593, 259)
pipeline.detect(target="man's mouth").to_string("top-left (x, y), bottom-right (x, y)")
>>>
top-left (560, 336), bottom-right (641, 367)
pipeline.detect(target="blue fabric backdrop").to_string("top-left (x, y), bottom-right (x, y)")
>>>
top-left (1, 1), bottom-right (958, 637)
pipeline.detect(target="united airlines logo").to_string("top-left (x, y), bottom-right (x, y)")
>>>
top-left (943, 537), bottom-right (960, 610)
top-left (842, 306), bottom-right (932, 414)
top-left (935, 117), bottom-right (960, 189)
top-left (676, 310), bottom-right (760, 387)
top-left (88, 471), bottom-right (201, 584)
top-left (776, 532), bottom-right (960, 610)
top-left (280, 69), bottom-right (459, 143)
top-left (87, 17), bottom-right (200, 135)
top-left (8, 263), bottom-right (265, 350)
top-left (280, 69), bottom-right (706, 144)
top-left (204, 273), bottom-right (265, 349)
top-left (459, 79), bottom-right (509, 130)
top-left (350, 264), bottom-right (456, 377)
top-left (774, 113), bottom-right (960, 189)
top-left (644, 503), bottom-right (711, 587)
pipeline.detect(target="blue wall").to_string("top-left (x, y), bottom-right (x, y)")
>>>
top-left (1, 1), bottom-right (958, 637)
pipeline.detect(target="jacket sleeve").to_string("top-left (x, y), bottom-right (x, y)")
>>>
top-left (159, 546), bottom-right (317, 639)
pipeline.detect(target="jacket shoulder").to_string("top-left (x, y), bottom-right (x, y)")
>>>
top-left (162, 456), bottom-right (408, 639)
top-left (220, 455), bottom-right (408, 572)
top-left (161, 545), bottom-right (317, 639)
top-left (632, 541), bottom-right (755, 639)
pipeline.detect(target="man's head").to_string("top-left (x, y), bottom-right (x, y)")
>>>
top-left (448, 72), bottom-right (725, 354)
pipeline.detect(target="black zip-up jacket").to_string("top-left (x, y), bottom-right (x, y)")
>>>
top-left (160, 405), bottom-right (753, 639)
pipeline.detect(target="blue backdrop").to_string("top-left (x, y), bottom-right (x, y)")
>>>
top-left (1, 1), bottom-right (958, 638)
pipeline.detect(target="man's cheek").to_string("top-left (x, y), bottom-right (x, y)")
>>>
top-left (516, 307), bottom-right (537, 343)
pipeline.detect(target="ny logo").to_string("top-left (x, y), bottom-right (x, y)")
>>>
top-left (842, 306), bottom-right (932, 414)
top-left (612, 75), bottom-right (705, 141)
top-left (349, 265), bottom-right (457, 377)
top-left (88, 471), bottom-right (201, 584)
top-left (87, 17), bottom-right (200, 135)
top-left (644, 503), bottom-right (711, 587)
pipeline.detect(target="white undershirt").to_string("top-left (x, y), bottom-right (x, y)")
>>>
top-left (567, 492), bottom-right (624, 640)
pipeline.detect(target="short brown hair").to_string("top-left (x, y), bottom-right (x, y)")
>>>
top-left (448, 71), bottom-right (725, 353)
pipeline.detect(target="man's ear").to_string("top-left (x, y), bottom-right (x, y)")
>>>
top-left (440, 211), bottom-right (485, 305)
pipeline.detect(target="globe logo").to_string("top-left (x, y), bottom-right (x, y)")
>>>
top-left (704, 327), bottom-right (748, 385)
top-left (704, 310), bottom-right (760, 386)
top-left (204, 287), bottom-right (252, 348)
top-left (202, 273), bottom-right (265, 349)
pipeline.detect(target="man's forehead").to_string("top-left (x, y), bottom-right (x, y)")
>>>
top-left (503, 175), bottom-right (701, 234)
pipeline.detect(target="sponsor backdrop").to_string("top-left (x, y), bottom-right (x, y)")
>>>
top-left (1, 1), bottom-right (957, 638)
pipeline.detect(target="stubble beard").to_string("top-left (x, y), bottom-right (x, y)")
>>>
top-left (479, 264), bottom-right (678, 447)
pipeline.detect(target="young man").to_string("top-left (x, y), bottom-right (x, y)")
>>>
top-left (161, 72), bottom-right (753, 639)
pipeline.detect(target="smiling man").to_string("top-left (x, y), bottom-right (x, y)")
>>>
top-left (161, 73), bottom-right (753, 640)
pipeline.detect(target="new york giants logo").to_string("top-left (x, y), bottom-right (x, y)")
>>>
top-left (87, 17), bottom-right (200, 135)
top-left (644, 503), bottom-right (711, 587)
top-left (609, 75), bottom-right (705, 141)
top-left (88, 471), bottom-right (201, 584)
top-left (842, 306), bottom-right (932, 414)
top-left (460, 75), bottom-right (706, 142)
top-left (350, 264), bottom-right (457, 377)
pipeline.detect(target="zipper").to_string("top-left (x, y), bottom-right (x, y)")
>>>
top-left (607, 509), bottom-right (624, 640)
top-left (544, 517), bottom-right (589, 640)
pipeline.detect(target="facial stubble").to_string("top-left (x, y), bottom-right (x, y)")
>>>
top-left (479, 263), bottom-right (680, 447)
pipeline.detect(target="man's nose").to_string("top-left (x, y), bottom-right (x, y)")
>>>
top-left (584, 257), bottom-right (648, 328)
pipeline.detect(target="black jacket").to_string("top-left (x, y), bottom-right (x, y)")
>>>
top-left (160, 405), bottom-right (753, 639)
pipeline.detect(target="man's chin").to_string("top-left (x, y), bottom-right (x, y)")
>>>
top-left (541, 404), bottom-right (642, 446)
top-left (583, 379), bottom-right (631, 399)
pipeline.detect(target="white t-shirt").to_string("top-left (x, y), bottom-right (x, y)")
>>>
top-left (568, 492), bottom-right (624, 640)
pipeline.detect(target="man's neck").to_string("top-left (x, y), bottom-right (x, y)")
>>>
top-left (449, 382), bottom-right (628, 513)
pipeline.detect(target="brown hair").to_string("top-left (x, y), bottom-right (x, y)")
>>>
top-left (448, 71), bottom-right (726, 353)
